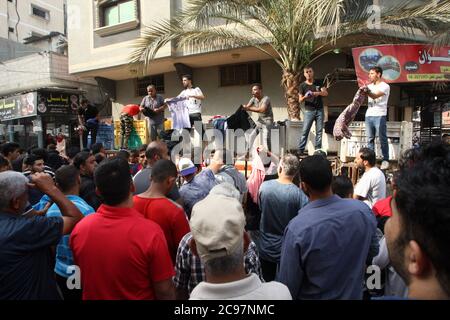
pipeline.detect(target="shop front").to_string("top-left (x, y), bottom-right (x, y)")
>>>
top-left (0, 92), bottom-right (40, 148)
top-left (402, 86), bottom-right (450, 145)
top-left (0, 89), bottom-right (83, 149)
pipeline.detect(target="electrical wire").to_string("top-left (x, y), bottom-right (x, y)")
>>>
top-left (0, 60), bottom-right (84, 77)
top-left (14, 0), bottom-right (20, 42)
top-left (6, 0), bottom-right (10, 40)
top-left (0, 67), bottom-right (83, 76)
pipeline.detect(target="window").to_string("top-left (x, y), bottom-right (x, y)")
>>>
top-left (135, 74), bottom-right (165, 96)
top-left (94, 0), bottom-right (139, 37)
top-left (8, 27), bottom-right (14, 33)
top-left (102, 0), bottom-right (135, 27)
top-left (31, 4), bottom-right (49, 20)
top-left (219, 62), bottom-right (261, 87)
top-left (104, 1), bottom-right (134, 26)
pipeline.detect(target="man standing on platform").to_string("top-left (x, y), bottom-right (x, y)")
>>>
top-left (365, 66), bottom-right (390, 170)
top-left (166, 75), bottom-right (205, 139)
top-left (298, 66), bottom-right (328, 155)
top-left (176, 75), bottom-right (204, 130)
top-left (140, 85), bottom-right (166, 142)
top-left (77, 99), bottom-right (99, 149)
top-left (243, 83), bottom-right (273, 151)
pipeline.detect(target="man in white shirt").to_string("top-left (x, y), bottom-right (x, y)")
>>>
top-left (366, 66), bottom-right (390, 170)
top-left (353, 147), bottom-right (386, 208)
top-left (188, 193), bottom-right (292, 300)
top-left (167, 74), bottom-right (205, 129)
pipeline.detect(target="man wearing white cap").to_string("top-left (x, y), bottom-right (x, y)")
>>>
top-left (178, 157), bottom-right (198, 181)
top-left (188, 193), bottom-right (292, 300)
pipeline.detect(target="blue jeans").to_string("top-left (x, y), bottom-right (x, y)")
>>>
top-left (365, 116), bottom-right (389, 161)
top-left (82, 120), bottom-right (98, 149)
top-left (149, 123), bottom-right (163, 141)
top-left (298, 108), bottom-right (324, 152)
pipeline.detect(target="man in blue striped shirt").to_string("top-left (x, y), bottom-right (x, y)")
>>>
top-left (46, 165), bottom-right (95, 300)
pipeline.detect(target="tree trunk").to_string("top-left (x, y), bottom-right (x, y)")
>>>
top-left (282, 70), bottom-right (301, 121)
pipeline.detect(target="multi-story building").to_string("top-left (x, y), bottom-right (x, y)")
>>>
top-left (0, 1), bottom-right (104, 149)
top-left (0, 0), bottom-right (65, 45)
top-left (66, 0), bottom-right (448, 155)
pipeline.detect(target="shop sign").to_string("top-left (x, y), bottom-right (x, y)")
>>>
top-left (352, 44), bottom-right (450, 84)
top-left (38, 92), bottom-right (80, 115)
top-left (0, 92), bottom-right (37, 121)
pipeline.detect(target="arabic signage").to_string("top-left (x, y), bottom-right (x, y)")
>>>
top-left (0, 92), bottom-right (37, 121)
top-left (38, 92), bottom-right (80, 115)
top-left (352, 44), bottom-right (450, 84)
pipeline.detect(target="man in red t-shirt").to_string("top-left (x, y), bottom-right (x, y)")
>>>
top-left (372, 195), bottom-right (393, 233)
top-left (70, 157), bottom-right (175, 300)
top-left (134, 159), bottom-right (190, 264)
top-left (120, 104), bottom-right (141, 149)
top-left (372, 195), bottom-right (392, 218)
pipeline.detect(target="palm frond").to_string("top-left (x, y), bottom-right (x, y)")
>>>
top-left (334, 0), bottom-right (450, 41)
top-left (130, 0), bottom-right (450, 76)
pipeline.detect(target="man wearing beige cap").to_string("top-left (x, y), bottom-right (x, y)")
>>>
top-left (188, 193), bottom-right (292, 300)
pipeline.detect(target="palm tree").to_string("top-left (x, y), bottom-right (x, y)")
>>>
top-left (130, 0), bottom-right (450, 120)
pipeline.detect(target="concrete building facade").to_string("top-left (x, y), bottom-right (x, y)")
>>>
top-left (0, 1), bottom-right (107, 150)
top-left (0, 0), bottom-right (65, 44)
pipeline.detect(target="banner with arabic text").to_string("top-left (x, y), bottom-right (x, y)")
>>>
top-left (38, 92), bottom-right (80, 115)
top-left (0, 92), bottom-right (37, 121)
top-left (352, 44), bottom-right (450, 85)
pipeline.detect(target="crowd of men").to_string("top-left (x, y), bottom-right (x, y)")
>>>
top-left (0, 135), bottom-right (449, 300)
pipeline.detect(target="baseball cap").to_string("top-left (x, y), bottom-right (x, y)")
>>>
top-left (190, 194), bottom-right (245, 263)
top-left (178, 158), bottom-right (196, 176)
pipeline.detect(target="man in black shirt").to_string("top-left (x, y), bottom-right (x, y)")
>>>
top-left (78, 99), bottom-right (99, 149)
top-left (73, 151), bottom-right (101, 210)
top-left (297, 66), bottom-right (328, 155)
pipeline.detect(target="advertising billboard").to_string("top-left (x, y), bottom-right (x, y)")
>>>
top-left (352, 44), bottom-right (450, 85)
top-left (0, 92), bottom-right (38, 121)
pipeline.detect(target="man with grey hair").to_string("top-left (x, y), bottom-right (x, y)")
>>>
top-left (188, 192), bottom-right (291, 300)
top-left (256, 153), bottom-right (308, 281)
top-left (140, 84), bottom-right (166, 141)
top-left (0, 171), bottom-right (83, 299)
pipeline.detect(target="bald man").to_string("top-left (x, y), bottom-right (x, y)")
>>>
top-left (132, 141), bottom-right (182, 204)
